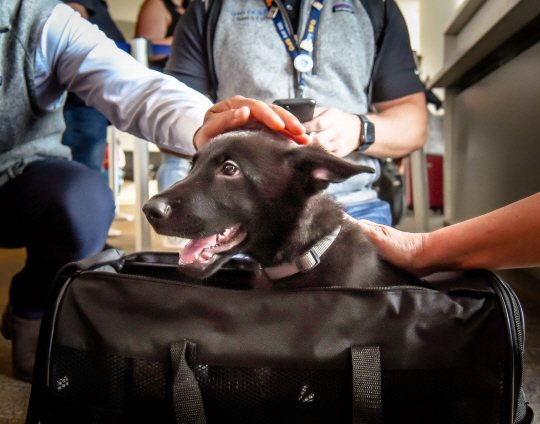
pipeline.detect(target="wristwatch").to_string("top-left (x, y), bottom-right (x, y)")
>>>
top-left (358, 114), bottom-right (375, 152)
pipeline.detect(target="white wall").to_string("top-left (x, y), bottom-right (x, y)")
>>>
top-left (418, 0), bottom-right (463, 84)
top-left (107, 0), bottom-right (145, 39)
top-left (395, 0), bottom-right (421, 53)
top-left (395, 0), bottom-right (465, 87)
top-left (107, 0), bottom-right (144, 23)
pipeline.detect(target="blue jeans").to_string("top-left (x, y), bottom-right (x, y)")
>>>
top-left (156, 154), bottom-right (191, 191)
top-left (344, 200), bottom-right (392, 226)
top-left (63, 105), bottom-right (109, 172)
top-left (0, 159), bottom-right (115, 313)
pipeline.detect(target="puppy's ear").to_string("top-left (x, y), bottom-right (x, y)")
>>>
top-left (286, 144), bottom-right (375, 190)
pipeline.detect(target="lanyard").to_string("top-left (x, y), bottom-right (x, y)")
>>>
top-left (265, 0), bottom-right (324, 96)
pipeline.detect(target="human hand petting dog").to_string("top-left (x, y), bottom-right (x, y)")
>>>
top-left (193, 95), bottom-right (311, 150)
top-left (352, 192), bottom-right (540, 277)
top-left (303, 107), bottom-right (362, 158)
top-left (349, 217), bottom-right (429, 277)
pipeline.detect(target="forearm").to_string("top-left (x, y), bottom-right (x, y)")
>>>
top-left (364, 92), bottom-right (427, 159)
top-left (47, 5), bottom-right (212, 155)
top-left (146, 35), bottom-right (174, 46)
top-left (419, 193), bottom-right (540, 273)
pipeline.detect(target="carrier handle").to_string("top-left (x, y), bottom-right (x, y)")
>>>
top-left (170, 340), bottom-right (207, 424)
top-left (55, 248), bottom-right (125, 279)
top-left (169, 342), bottom-right (381, 424)
top-left (351, 346), bottom-right (383, 424)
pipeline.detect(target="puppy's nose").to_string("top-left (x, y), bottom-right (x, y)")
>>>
top-left (143, 198), bottom-right (172, 221)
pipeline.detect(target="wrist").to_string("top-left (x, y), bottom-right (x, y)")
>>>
top-left (416, 230), bottom-right (465, 276)
top-left (193, 127), bottom-right (204, 151)
top-left (413, 232), bottom-right (440, 276)
top-left (356, 115), bottom-right (363, 150)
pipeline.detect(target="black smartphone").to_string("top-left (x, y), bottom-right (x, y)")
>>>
top-left (273, 98), bottom-right (316, 123)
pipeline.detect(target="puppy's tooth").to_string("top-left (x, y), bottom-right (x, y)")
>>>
top-left (201, 250), bottom-right (213, 260)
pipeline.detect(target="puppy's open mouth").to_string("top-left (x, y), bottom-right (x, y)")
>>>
top-left (179, 224), bottom-right (247, 266)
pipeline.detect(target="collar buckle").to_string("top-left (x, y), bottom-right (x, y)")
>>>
top-left (295, 249), bottom-right (321, 272)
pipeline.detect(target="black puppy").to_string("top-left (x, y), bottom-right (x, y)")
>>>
top-left (143, 126), bottom-right (420, 288)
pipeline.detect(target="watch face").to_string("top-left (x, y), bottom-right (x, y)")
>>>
top-left (358, 116), bottom-right (374, 152)
top-left (363, 121), bottom-right (375, 144)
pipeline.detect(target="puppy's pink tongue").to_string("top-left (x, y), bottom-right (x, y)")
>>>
top-left (180, 235), bottom-right (217, 263)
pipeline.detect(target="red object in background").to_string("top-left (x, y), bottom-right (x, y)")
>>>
top-left (406, 154), bottom-right (444, 211)
top-left (103, 144), bottom-right (126, 170)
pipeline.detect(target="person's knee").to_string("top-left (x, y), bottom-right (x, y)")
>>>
top-left (52, 167), bottom-right (115, 257)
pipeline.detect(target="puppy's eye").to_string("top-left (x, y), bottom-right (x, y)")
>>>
top-left (221, 161), bottom-right (239, 176)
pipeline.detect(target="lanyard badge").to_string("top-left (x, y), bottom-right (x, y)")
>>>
top-left (266, 0), bottom-right (324, 76)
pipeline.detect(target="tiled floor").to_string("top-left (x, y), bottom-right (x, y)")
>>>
top-left (0, 182), bottom-right (539, 423)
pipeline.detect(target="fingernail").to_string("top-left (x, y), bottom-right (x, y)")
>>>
top-left (235, 106), bottom-right (250, 120)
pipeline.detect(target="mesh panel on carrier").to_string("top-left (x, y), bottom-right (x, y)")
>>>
top-left (49, 345), bottom-right (507, 424)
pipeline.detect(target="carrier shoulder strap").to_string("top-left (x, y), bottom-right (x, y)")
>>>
top-left (359, 0), bottom-right (386, 55)
top-left (360, 0), bottom-right (386, 106)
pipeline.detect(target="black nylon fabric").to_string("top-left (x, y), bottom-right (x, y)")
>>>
top-left (52, 269), bottom-right (507, 370)
top-left (26, 251), bottom-right (533, 424)
top-left (171, 340), bottom-right (206, 424)
top-left (352, 346), bottom-right (382, 424)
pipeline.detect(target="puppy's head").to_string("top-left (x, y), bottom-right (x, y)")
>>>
top-left (143, 126), bottom-right (374, 278)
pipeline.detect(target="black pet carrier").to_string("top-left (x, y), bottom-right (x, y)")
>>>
top-left (26, 249), bottom-right (534, 424)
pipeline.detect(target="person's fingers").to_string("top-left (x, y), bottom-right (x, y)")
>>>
top-left (258, 105), bottom-right (311, 144)
top-left (219, 96), bottom-right (308, 137)
top-left (310, 127), bottom-right (335, 148)
top-left (349, 216), bottom-right (432, 277)
top-left (355, 219), bottom-right (404, 257)
top-left (205, 96), bottom-right (285, 132)
top-left (197, 96), bottom-right (311, 146)
top-left (193, 106), bottom-right (251, 150)
top-left (280, 130), bottom-right (312, 145)
top-left (303, 112), bottom-right (330, 134)
top-left (194, 104), bottom-right (312, 149)
top-left (267, 104), bottom-right (306, 136)
top-left (355, 219), bottom-right (392, 243)
top-left (221, 96), bottom-right (287, 129)
top-left (207, 96), bottom-right (252, 113)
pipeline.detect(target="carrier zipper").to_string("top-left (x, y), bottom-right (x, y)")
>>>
top-left (75, 270), bottom-right (437, 296)
top-left (46, 271), bottom-right (83, 388)
top-left (488, 272), bottom-right (525, 424)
